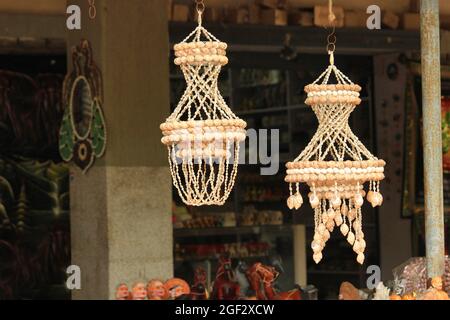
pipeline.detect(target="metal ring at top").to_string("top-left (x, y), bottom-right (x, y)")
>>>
top-left (196, 3), bottom-right (205, 14)
top-left (88, 0), bottom-right (97, 19)
top-left (327, 43), bottom-right (336, 54)
top-left (327, 33), bottom-right (336, 45)
top-left (195, 0), bottom-right (205, 12)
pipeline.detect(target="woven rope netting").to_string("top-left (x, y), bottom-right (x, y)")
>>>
top-left (161, 21), bottom-right (246, 206)
top-left (285, 57), bottom-right (386, 264)
top-left (295, 65), bottom-right (373, 162)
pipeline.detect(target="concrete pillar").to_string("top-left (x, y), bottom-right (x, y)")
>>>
top-left (67, 0), bottom-right (172, 299)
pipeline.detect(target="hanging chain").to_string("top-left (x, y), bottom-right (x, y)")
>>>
top-left (195, 0), bottom-right (205, 25)
top-left (326, 0), bottom-right (336, 64)
top-left (88, 0), bottom-right (97, 20)
top-left (327, 26), bottom-right (336, 55)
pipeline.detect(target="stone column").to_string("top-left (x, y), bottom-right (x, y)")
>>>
top-left (66, 0), bottom-right (172, 299)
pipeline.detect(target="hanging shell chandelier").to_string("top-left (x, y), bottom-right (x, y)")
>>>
top-left (160, 1), bottom-right (246, 206)
top-left (285, 18), bottom-right (385, 265)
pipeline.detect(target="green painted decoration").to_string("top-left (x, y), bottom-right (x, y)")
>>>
top-left (58, 40), bottom-right (106, 174)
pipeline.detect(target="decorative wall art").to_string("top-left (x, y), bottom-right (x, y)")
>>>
top-left (0, 65), bottom-right (70, 299)
top-left (160, 1), bottom-right (247, 206)
top-left (403, 68), bottom-right (450, 214)
top-left (59, 40), bottom-right (106, 174)
top-left (285, 4), bottom-right (386, 265)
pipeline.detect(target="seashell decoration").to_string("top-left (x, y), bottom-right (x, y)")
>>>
top-left (160, 8), bottom-right (246, 206)
top-left (285, 53), bottom-right (386, 264)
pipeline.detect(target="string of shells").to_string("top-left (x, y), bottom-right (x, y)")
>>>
top-left (285, 58), bottom-right (386, 265)
top-left (161, 16), bottom-right (246, 206)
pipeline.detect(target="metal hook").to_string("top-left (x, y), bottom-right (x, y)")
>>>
top-left (88, 0), bottom-right (96, 19)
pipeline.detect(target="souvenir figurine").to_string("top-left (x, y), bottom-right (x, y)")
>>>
top-left (147, 279), bottom-right (168, 300)
top-left (402, 292), bottom-right (416, 300)
top-left (131, 282), bottom-right (148, 300)
top-left (115, 283), bottom-right (130, 300)
top-left (212, 254), bottom-right (241, 300)
top-left (235, 261), bottom-right (251, 297)
top-left (372, 281), bottom-right (390, 300)
top-left (418, 276), bottom-right (449, 300)
top-left (190, 268), bottom-right (209, 300)
top-left (338, 282), bottom-right (361, 300)
top-left (246, 262), bottom-right (301, 300)
top-left (165, 278), bottom-right (191, 299)
top-left (222, 212), bottom-right (237, 227)
top-left (269, 211), bottom-right (284, 225)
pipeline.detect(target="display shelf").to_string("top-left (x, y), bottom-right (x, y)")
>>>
top-left (169, 22), bottom-right (420, 54)
top-left (174, 224), bottom-right (292, 238)
top-left (175, 255), bottom-right (269, 263)
top-left (307, 270), bottom-right (361, 275)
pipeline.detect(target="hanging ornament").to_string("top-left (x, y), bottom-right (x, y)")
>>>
top-left (285, 2), bottom-right (385, 264)
top-left (160, 0), bottom-right (246, 206)
top-left (59, 40), bottom-right (106, 174)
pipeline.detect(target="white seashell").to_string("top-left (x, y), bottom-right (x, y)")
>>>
top-left (331, 196), bottom-right (341, 209)
top-left (311, 241), bottom-right (322, 252)
top-left (334, 213), bottom-right (343, 226)
top-left (341, 203), bottom-right (349, 216)
top-left (317, 223), bottom-right (326, 234)
top-left (348, 208), bottom-right (357, 221)
top-left (327, 208), bottom-right (336, 220)
top-left (360, 239), bottom-right (366, 250)
top-left (366, 190), bottom-right (374, 203)
top-left (321, 212), bottom-right (329, 223)
top-left (313, 252), bottom-right (323, 264)
top-left (309, 194), bottom-right (320, 208)
top-left (353, 240), bottom-right (361, 253)
top-left (357, 252), bottom-right (365, 265)
top-left (326, 220), bottom-right (335, 232)
top-left (287, 195), bottom-right (295, 210)
top-left (323, 229), bottom-right (330, 241)
top-left (347, 231), bottom-right (355, 245)
top-left (371, 192), bottom-right (383, 207)
top-left (340, 223), bottom-right (349, 236)
top-left (354, 193), bottom-right (364, 208)
top-left (353, 220), bottom-right (361, 230)
top-left (294, 193), bottom-right (303, 210)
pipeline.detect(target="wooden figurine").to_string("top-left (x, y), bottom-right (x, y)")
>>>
top-left (402, 292), bottom-right (416, 300)
top-left (211, 254), bottom-right (241, 300)
top-left (115, 283), bottom-right (130, 300)
top-left (165, 278), bottom-right (191, 300)
top-left (190, 268), bottom-right (209, 300)
top-left (131, 282), bottom-right (148, 300)
top-left (246, 262), bottom-right (301, 300)
top-left (147, 279), bottom-right (168, 300)
top-left (338, 282), bottom-right (361, 300)
top-left (418, 276), bottom-right (449, 300)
